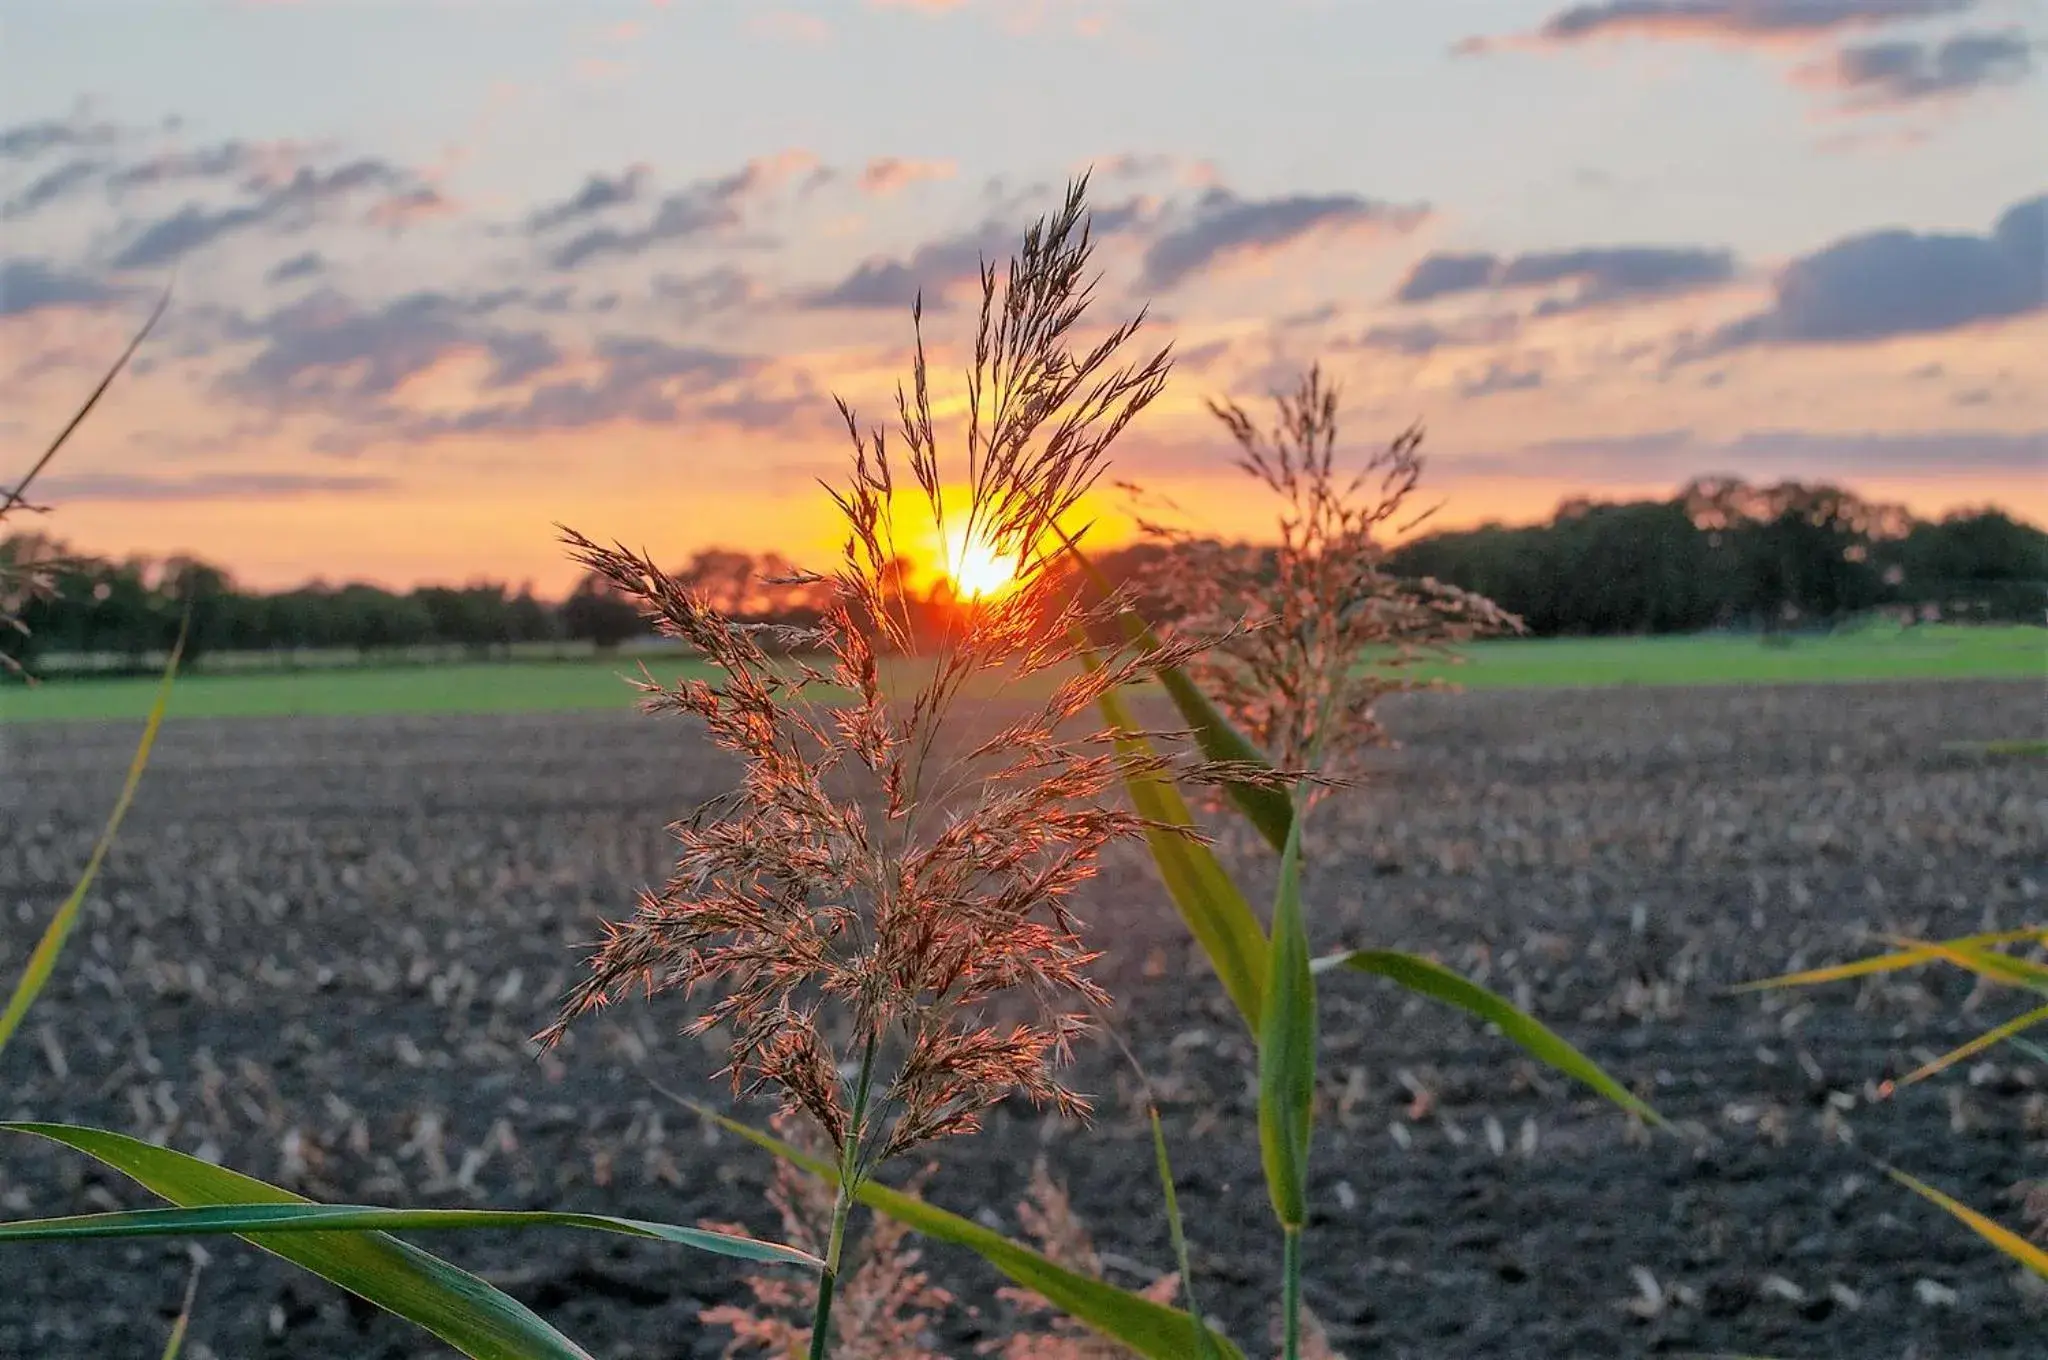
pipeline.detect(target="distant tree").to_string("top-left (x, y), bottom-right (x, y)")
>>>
top-left (507, 583), bottom-right (557, 647)
top-left (677, 548), bottom-right (757, 617)
top-left (415, 582), bottom-right (513, 657)
top-left (1894, 508), bottom-right (2048, 620)
top-left (561, 572), bottom-right (646, 651)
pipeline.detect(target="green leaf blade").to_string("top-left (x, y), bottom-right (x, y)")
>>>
top-left (1319, 950), bottom-right (1665, 1127)
top-left (1256, 809), bottom-right (1316, 1230)
top-left (0, 623), bottom-right (183, 1058)
top-left (0, 1200), bottom-right (820, 1268)
top-left (0, 1123), bottom-right (595, 1360)
top-left (1088, 656), bottom-right (1269, 1033)
top-left (1886, 1166), bottom-right (2048, 1280)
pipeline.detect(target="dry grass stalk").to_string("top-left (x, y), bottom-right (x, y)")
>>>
top-left (1, 290), bottom-right (167, 678)
top-left (1125, 364), bottom-right (1519, 788)
top-left (541, 177), bottom-right (1291, 1182)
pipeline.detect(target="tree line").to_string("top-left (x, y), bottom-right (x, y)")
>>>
top-left (1382, 478), bottom-right (2044, 636)
top-left (2, 476), bottom-right (2040, 674)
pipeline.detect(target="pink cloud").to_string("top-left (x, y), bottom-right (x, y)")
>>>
top-left (858, 157), bottom-right (956, 196)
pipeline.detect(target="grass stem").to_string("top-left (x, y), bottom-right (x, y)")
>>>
top-left (1280, 1225), bottom-right (1302, 1360)
top-left (807, 1030), bottom-right (880, 1360)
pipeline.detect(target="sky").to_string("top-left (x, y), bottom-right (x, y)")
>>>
top-left (1, 0), bottom-right (2042, 593)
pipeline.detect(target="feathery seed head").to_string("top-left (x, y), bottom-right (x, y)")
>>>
top-left (540, 178), bottom-right (1292, 1165)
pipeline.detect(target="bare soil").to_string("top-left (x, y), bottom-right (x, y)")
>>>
top-left (2, 679), bottom-right (2044, 1358)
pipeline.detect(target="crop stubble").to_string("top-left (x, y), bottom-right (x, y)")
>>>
top-left (0, 680), bottom-right (2042, 1357)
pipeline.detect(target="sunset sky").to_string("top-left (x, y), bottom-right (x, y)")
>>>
top-left (2, 0), bottom-right (2042, 593)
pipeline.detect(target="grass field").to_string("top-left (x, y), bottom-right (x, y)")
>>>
top-left (1, 625), bottom-right (2039, 724)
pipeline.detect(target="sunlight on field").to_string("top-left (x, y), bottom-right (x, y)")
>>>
top-left (0, 626), bottom-right (2040, 724)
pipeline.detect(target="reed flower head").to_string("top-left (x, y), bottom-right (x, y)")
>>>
top-left (540, 178), bottom-right (1289, 1170)
top-left (1126, 364), bottom-right (1519, 787)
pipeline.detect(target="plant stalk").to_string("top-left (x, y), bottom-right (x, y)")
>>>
top-left (807, 1030), bottom-right (881, 1360)
top-left (1280, 1224), bottom-right (1303, 1360)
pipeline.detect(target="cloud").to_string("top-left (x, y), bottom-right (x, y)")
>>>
top-left (1457, 359), bottom-right (1547, 397)
top-left (0, 116), bottom-right (120, 160)
top-left (3, 157), bottom-right (107, 216)
top-left (220, 288), bottom-right (565, 409)
top-left (1454, 0), bottom-right (1980, 55)
top-left (858, 157), bottom-right (956, 196)
top-left (800, 221), bottom-right (1010, 310)
top-left (366, 185), bottom-right (456, 229)
top-left (547, 152), bottom-right (820, 269)
top-left (1487, 425), bottom-right (2047, 478)
top-left (1696, 192), bottom-right (2044, 349)
top-left (0, 259), bottom-right (121, 317)
top-left (1393, 253), bottom-right (1498, 304)
top-left (653, 266), bottom-right (756, 313)
top-left (264, 251), bottom-right (327, 284)
top-left (381, 335), bottom-right (758, 440)
top-left (32, 471), bottom-right (396, 502)
top-left (110, 157), bottom-right (409, 268)
top-left (1394, 244), bottom-right (1736, 311)
top-left (214, 285), bottom-right (767, 445)
top-left (1795, 28), bottom-right (2034, 108)
top-left (526, 165), bottom-right (648, 232)
top-left (1343, 313), bottom-right (1523, 355)
top-left (106, 140), bottom-right (282, 190)
top-left (1140, 188), bottom-right (1428, 290)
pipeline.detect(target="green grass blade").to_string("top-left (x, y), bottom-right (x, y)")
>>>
top-left (1318, 949), bottom-right (1665, 1127)
top-left (1257, 808), bottom-right (1315, 1230)
top-left (0, 1123), bottom-right (595, 1360)
top-left (1147, 1106), bottom-right (1217, 1360)
top-left (696, 1104), bottom-right (1245, 1360)
top-left (1084, 647), bottom-right (1268, 1033)
top-left (1889, 1002), bottom-right (2048, 1093)
top-left (1734, 927), bottom-right (2048, 993)
top-left (0, 621), bottom-right (184, 1059)
top-left (160, 1254), bottom-right (202, 1360)
top-left (0, 1199), bottom-right (821, 1267)
top-left (1941, 738), bottom-right (2048, 759)
top-left (1886, 1166), bottom-right (2048, 1280)
top-left (1055, 529), bottom-right (1293, 851)
top-left (1882, 935), bottom-right (2048, 993)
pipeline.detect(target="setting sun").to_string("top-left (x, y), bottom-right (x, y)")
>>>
top-left (941, 527), bottom-right (1020, 600)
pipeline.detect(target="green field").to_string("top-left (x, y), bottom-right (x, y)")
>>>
top-left (1, 625), bottom-right (2040, 724)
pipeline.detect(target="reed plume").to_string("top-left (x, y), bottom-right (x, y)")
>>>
top-left (541, 176), bottom-right (1293, 1353)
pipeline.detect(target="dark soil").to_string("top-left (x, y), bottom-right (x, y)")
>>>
top-left (2, 679), bottom-right (2044, 1358)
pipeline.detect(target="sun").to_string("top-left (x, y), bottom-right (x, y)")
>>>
top-left (941, 527), bottom-right (1019, 600)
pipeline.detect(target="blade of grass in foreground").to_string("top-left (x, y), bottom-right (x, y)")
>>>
top-left (0, 1196), bottom-right (821, 1268)
top-left (0, 620), bottom-right (184, 1059)
top-left (1886, 1166), bottom-right (2048, 1280)
top-left (695, 1103), bottom-right (1246, 1360)
top-left (1256, 808), bottom-right (1315, 1360)
top-left (1081, 642), bottom-right (1269, 1033)
top-left (1147, 1106), bottom-right (1217, 1360)
top-left (1886, 1001), bottom-right (2048, 1094)
top-left (1867, 935), bottom-right (2048, 993)
top-left (1735, 927), bottom-right (2048, 993)
top-left (1317, 949), bottom-right (1665, 1127)
top-left (159, 1254), bottom-right (203, 1360)
top-left (0, 1123), bottom-right (594, 1360)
